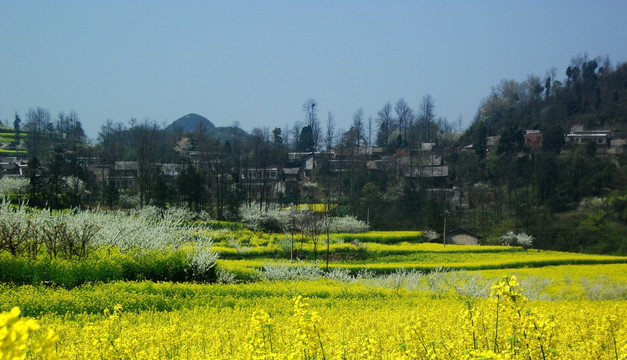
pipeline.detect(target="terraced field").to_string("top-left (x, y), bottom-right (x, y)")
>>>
top-left (1, 207), bottom-right (625, 359)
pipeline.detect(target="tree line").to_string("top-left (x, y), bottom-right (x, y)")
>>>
top-left (2, 54), bottom-right (625, 254)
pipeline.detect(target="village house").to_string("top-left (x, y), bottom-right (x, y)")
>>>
top-left (524, 130), bottom-right (543, 150)
top-left (445, 228), bottom-right (482, 245)
top-left (239, 166), bottom-right (281, 201)
top-left (565, 125), bottom-right (611, 146)
top-left (0, 157), bottom-right (28, 178)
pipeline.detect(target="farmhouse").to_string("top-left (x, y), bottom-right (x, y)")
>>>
top-left (445, 228), bottom-right (481, 245)
top-left (565, 125), bottom-right (610, 146)
top-left (0, 157), bottom-right (28, 177)
top-left (524, 130), bottom-right (543, 150)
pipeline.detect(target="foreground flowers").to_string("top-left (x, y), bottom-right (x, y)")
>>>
top-left (3, 276), bottom-right (626, 359)
top-left (0, 307), bottom-right (57, 359)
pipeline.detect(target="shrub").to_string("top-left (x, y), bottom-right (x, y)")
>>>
top-left (499, 231), bottom-right (534, 249)
top-left (498, 231), bottom-right (518, 246)
top-left (423, 230), bottom-right (440, 242)
top-left (186, 240), bottom-right (219, 283)
top-left (516, 233), bottom-right (534, 249)
top-left (239, 203), bottom-right (287, 233)
top-left (260, 261), bottom-right (323, 281)
top-left (0, 177), bottom-right (29, 199)
top-left (329, 216), bottom-right (368, 233)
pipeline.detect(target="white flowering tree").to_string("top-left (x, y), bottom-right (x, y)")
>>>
top-left (499, 231), bottom-right (534, 250)
top-left (63, 176), bottom-right (90, 207)
top-left (0, 177), bottom-right (29, 200)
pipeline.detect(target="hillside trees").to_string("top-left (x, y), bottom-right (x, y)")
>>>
top-left (376, 102), bottom-right (393, 149)
top-left (24, 107), bottom-right (53, 160)
top-left (13, 113), bottom-right (20, 143)
top-left (449, 55), bottom-right (626, 253)
top-left (302, 98), bottom-right (321, 151)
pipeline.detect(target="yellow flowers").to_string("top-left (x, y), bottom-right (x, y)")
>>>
top-left (490, 275), bottom-right (527, 309)
top-left (295, 203), bottom-right (337, 213)
top-left (246, 309), bottom-right (275, 359)
top-left (0, 307), bottom-right (57, 360)
top-left (290, 295), bottom-right (326, 359)
top-left (3, 278), bottom-right (627, 359)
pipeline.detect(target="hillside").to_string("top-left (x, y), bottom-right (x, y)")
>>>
top-left (165, 113), bottom-right (215, 132)
top-left (440, 56), bottom-right (627, 255)
top-left (462, 57), bottom-right (627, 149)
top-left (165, 113), bottom-right (249, 142)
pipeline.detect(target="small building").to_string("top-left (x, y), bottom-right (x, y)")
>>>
top-left (524, 130), bottom-right (543, 150)
top-left (111, 161), bottom-right (139, 189)
top-left (0, 158), bottom-right (28, 177)
top-left (565, 125), bottom-right (610, 146)
top-left (445, 228), bottom-right (482, 245)
top-left (461, 144), bottom-right (474, 154)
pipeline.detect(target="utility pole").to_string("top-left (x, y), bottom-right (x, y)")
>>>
top-left (442, 209), bottom-right (450, 247)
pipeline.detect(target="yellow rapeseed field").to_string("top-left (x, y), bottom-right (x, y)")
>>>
top-left (2, 276), bottom-right (626, 359)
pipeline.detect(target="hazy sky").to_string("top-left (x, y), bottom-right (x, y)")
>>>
top-left (1, 1), bottom-right (626, 140)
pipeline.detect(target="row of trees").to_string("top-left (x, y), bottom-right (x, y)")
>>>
top-left (6, 93), bottom-right (458, 220)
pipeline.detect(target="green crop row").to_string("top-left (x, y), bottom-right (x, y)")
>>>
top-left (331, 231), bottom-right (422, 244)
top-left (0, 249), bottom-right (203, 288)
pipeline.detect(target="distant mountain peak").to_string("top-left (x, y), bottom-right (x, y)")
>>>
top-left (166, 113), bottom-right (215, 132)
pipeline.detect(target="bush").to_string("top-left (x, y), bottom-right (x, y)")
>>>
top-left (240, 203), bottom-right (369, 234)
top-left (329, 216), bottom-right (368, 233)
top-left (0, 177), bottom-right (29, 199)
top-left (239, 203), bottom-right (287, 233)
top-left (498, 231), bottom-right (518, 246)
top-left (499, 231), bottom-right (534, 249)
top-left (423, 230), bottom-right (440, 242)
top-left (186, 241), bottom-right (219, 283)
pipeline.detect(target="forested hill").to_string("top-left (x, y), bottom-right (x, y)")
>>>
top-left (165, 113), bottom-right (250, 143)
top-left (442, 55), bottom-right (626, 254)
top-left (461, 55), bottom-right (627, 151)
top-left (166, 113), bottom-right (215, 132)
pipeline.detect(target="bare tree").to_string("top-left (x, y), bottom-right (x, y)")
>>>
top-left (394, 99), bottom-right (413, 146)
top-left (352, 108), bottom-right (365, 148)
top-left (323, 111), bottom-right (336, 214)
top-left (418, 94), bottom-right (436, 143)
top-left (367, 116), bottom-right (374, 146)
top-left (320, 213), bottom-right (333, 270)
top-left (131, 119), bottom-right (159, 207)
top-left (291, 122), bottom-right (301, 152)
top-left (376, 102), bottom-right (393, 148)
top-left (302, 99), bottom-right (321, 151)
top-left (97, 120), bottom-right (126, 203)
top-left (302, 211), bottom-right (323, 264)
top-left (24, 107), bottom-right (53, 160)
top-left (325, 111), bottom-right (335, 151)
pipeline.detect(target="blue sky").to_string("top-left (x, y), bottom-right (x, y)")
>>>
top-left (1, 1), bottom-right (626, 140)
